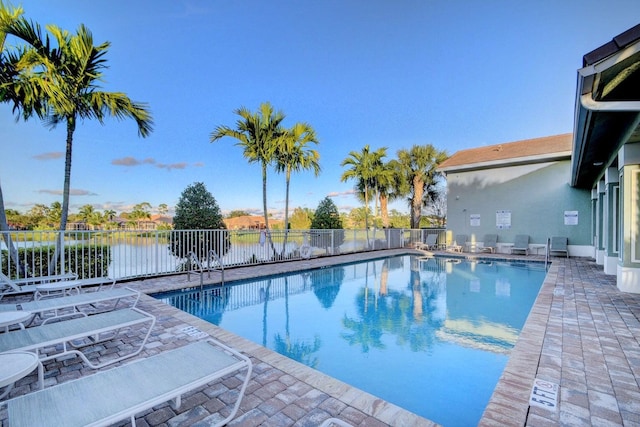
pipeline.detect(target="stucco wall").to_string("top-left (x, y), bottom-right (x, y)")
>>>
top-left (445, 161), bottom-right (592, 247)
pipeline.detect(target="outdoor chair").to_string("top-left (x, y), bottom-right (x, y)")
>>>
top-left (0, 272), bottom-right (77, 300)
top-left (415, 234), bottom-right (438, 250)
top-left (446, 234), bottom-right (467, 252)
top-left (0, 307), bottom-right (156, 388)
top-left (0, 272), bottom-right (114, 301)
top-left (511, 235), bottom-right (530, 255)
top-left (6, 338), bottom-right (252, 427)
top-left (549, 236), bottom-right (569, 257)
top-left (479, 234), bottom-right (498, 253)
top-left (0, 287), bottom-right (140, 325)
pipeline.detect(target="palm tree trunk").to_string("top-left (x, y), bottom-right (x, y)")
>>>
top-left (50, 117), bottom-right (75, 274)
top-left (411, 176), bottom-right (423, 229)
top-left (261, 162), bottom-right (278, 258)
top-left (364, 184), bottom-right (370, 248)
top-left (282, 168), bottom-right (291, 257)
top-left (380, 194), bottom-right (389, 228)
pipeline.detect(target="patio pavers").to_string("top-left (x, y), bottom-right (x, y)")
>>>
top-left (1, 249), bottom-right (639, 426)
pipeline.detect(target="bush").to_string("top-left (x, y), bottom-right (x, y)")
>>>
top-left (170, 182), bottom-right (230, 261)
top-left (310, 197), bottom-right (344, 248)
top-left (1, 245), bottom-right (111, 279)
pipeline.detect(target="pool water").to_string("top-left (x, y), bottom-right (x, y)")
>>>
top-left (156, 255), bottom-right (546, 426)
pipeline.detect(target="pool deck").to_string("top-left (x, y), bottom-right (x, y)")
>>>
top-left (2, 249), bottom-right (640, 426)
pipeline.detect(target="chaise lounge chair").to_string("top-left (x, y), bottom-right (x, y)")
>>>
top-left (0, 272), bottom-right (114, 301)
top-left (0, 272), bottom-right (77, 300)
top-left (511, 235), bottom-right (530, 255)
top-left (479, 234), bottom-right (498, 253)
top-left (415, 234), bottom-right (438, 250)
top-left (0, 287), bottom-right (140, 324)
top-left (0, 307), bottom-right (155, 388)
top-left (6, 338), bottom-right (252, 427)
top-left (549, 236), bottom-right (569, 257)
top-left (446, 234), bottom-right (467, 252)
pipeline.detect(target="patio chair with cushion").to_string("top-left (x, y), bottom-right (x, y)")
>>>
top-left (6, 338), bottom-right (252, 427)
top-left (511, 235), bottom-right (530, 255)
top-left (479, 234), bottom-right (498, 253)
top-left (549, 236), bottom-right (569, 257)
top-left (0, 307), bottom-right (156, 388)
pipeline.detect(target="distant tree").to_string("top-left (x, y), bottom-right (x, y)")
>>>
top-left (310, 197), bottom-right (344, 249)
top-left (227, 210), bottom-right (250, 218)
top-left (395, 145), bottom-right (448, 229)
top-left (389, 209), bottom-right (410, 228)
top-left (348, 206), bottom-right (371, 229)
top-left (274, 122), bottom-right (320, 254)
top-left (157, 203), bottom-right (168, 216)
top-left (423, 190), bottom-right (447, 227)
top-left (170, 182), bottom-right (230, 261)
top-left (289, 207), bottom-right (313, 230)
top-left (211, 102), bottom-right (285, 257)
top-left (341, 145), bottom-right (387, 245)
top-left (129, 202), bottom-right (152, 226)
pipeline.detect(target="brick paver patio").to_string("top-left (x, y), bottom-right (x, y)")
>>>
top-left (1, 249), bottom-right (639, 426)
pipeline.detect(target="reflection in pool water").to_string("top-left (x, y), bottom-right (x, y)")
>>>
top-left (156, 255), bottom-right (546, 426)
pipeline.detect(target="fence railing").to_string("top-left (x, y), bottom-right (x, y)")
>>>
top-left (1, 228), bottom-right (446, 281)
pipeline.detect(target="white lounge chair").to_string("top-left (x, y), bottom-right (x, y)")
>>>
top-left (446, 234), bottom-right (467, 252)
top-left (0, 307), bottom-right (155, 388)
top-left (511, 235), bottom-right (530, 255)
top-left (33, 276), bottom-right (116, 300)
top-left (415, 234), bottom-right (438, 250)
top-left (549, 236), bottom-right (569, 257)
top-left (479, 234), bottom-right (498, 253)
top-left (0, 272), bottom-right (114, 301)
top-left (0, 287), bottom-right (140, 324)
top-left (0, 272), bottom-right (77, 300)
top-left (6, 338), bottom-right (252, 427)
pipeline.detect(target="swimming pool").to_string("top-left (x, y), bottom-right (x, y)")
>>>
top-left (156, 255), bottom-right (546, 426)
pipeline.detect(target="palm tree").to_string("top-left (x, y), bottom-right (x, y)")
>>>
top-left (210, 102), bottom-right (285, 256)
top-left (274, 122), bottom-right (320, 255)
top-left (395, 145), bottom-right (448, 229)
top-left (340, 145), bottom-right (387, 247)
top-left (3, 17), bottom-right (153, 271)
top-left (1, 1), bottom-right (46, 275)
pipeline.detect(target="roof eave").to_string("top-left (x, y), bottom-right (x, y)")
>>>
top-left (438, 151), bottom-right (571, 174)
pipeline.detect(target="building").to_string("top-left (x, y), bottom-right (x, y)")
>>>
top-left (439, 23), bottom-right (640, 293)
top-left (438, 134), bottom-right (593, 257)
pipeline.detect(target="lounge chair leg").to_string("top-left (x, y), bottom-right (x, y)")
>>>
top-left (171, 395), bottom-right (182, 410)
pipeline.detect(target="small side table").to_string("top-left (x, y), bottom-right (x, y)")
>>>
top-left (531, 244), bottom-right (547, 255)
top-left (0, 310), bottom-right (33, 332)
top-left (0, 352), bottom-right (40, 399)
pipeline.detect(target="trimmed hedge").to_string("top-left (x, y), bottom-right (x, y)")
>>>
top-left (1, 244), bottom-right (111, 279)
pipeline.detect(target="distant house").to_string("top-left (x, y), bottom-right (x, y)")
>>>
top-left (439, 23), bottom-right (640, 293)
top-left (223, 215), bottom-right (283, 230)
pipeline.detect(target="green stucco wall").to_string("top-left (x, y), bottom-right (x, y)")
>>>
top-left (445, 160), bottom-right (592, 246)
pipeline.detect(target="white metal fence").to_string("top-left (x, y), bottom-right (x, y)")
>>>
top-left (1, 228), bottom-right (446, 281)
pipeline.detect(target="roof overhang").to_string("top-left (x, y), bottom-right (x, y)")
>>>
top-left (438, 151), bottom-right (571, 174)
top-left (571, 24), bottom-right (640, 189)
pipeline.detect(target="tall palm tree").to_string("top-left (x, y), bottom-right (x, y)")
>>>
top-left (4, 17), bottom-right (153, 271)
top-left (1, 1), bottom-right (47, 275)
top-left (395, 145), bottom-right (448, 229)
top-left (341, 145), bottom-right (387, 246)
top-left (211, 102), bottom-right (285, 256)
top-left (274, 122), bottom-right (320, 255)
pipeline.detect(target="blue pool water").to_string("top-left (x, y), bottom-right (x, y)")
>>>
top-left (156, 255), bottom-right (546, 426)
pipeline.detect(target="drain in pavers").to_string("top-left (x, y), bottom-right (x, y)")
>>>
top-left (180, 326), bottom-right (208, 338)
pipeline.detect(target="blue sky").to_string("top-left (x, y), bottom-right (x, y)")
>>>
top-left (1, 0), bottom-right (639, 218)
